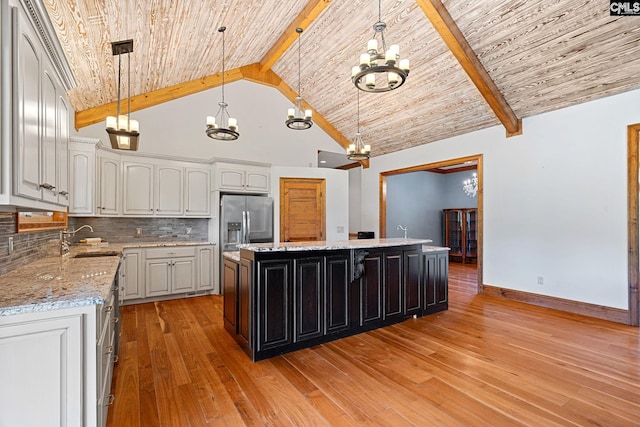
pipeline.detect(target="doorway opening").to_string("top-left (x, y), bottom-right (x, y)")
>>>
top-left (379, 154), bottom-right (483, 294)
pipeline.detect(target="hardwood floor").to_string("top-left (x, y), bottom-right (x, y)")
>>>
top-left (107, 263), bottom-right (640, 426)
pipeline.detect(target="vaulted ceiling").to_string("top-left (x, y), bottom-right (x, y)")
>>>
top-left (43, 0), bottom-right (640, 157)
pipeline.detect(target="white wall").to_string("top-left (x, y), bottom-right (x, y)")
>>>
top-left (74, 80), bottom-right (342, 166)
top-left (359, 89), bottom-right (640, 310)
top-left (271, 166), bottom-right (349, 242)
top-left (348, 168), bottom-right (362, 233)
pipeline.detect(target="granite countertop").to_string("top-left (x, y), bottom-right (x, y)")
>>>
top-left (222, 251), bottom-right (241, 262)
top-left (0, 255), bottom-right (121, 317)
top-left (422, 245), bottom-right (451, 252)
top-left (238, 238), bottom-right (436, 252)
top-left (0, 240), bottom-right (215, 317)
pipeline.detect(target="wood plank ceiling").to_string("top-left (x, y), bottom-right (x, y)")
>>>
top-left (43, 0), bottom-right (640, 157)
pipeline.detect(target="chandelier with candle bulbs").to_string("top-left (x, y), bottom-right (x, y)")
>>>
top-left (286, 28), bottom-right (313, 130)
top-left (351, 0), bottom-right (410, 93)
top-left (346, 89), bottom-right (371, 161)
top-left (206, 26), bottom-right (239, 140)
top-left (463, 173), bottom-right (478, 197)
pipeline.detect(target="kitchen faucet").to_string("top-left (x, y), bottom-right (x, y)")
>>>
top-left (397, 224), bottom-right (408, 239)
top-left (60, 225), bottom-right (94, 256)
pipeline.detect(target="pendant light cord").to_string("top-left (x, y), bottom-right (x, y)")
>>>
top-left (297, 31), bottom-right (301, 97)
top-left (220, 27), bottom-right (226, 104)
top-left (356, 89), bottom-right (360, 134)
top-left (116, 52), bottom-right (121, 124)
top-left (127, 50), bottom-right (131, 124)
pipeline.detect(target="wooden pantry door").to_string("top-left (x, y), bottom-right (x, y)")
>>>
top-left (280, 178), bottom-right (325, 242)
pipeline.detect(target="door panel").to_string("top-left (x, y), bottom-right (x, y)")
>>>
top-left (280, 178), bottom-right (325, 242)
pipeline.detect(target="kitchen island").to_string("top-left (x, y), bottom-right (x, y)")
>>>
top-left (223, 238), bottom-right (449, 361)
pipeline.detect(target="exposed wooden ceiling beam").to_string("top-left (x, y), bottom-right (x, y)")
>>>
top-left (416, 0), bottom-right (522, 137)
top-left (259, 0), bottom-right (333, 72)
top-left (74, 68), bottom-right (244, 129)
top-left (241, 63), bottom-right (368, 167)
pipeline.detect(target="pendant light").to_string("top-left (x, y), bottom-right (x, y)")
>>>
top-left (346, 89), bottom-right (371, 160)
top-left (285, 28), bottom-right (313, 130)
top-left (351, 0), bottom-right (410, 93)
top-left (206, 26), bottom-right (239, 140)
top-left (105, 39), bottom-right (140, 150)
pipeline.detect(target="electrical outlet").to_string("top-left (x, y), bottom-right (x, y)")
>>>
top-left (537, 276), bottom-right (544, 285)
top-left (337, 226), bottom-right (344, 233)
top-left (186, 227), bottom-right (192, 235)
top-left (135, 228), bottom-right (142, 236)
top-left (8, 237), bottom-right (13, 254)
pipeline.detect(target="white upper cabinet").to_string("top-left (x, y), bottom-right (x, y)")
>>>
top-left (98, 152), bottom-right (121, 215)
top-left (9, 2), bottom-right (71, 210)
top-left (214, 162), bottom-right (270, 193)
top-left (69, 142), bottom-right (96, 215)
top-left (123, 161), bottom-right (154, 215)
top-left (156, 164), bottom-right (183, 215)
top-left (185, 167), bottom-right (210, 216)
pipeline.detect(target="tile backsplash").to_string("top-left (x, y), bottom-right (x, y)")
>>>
top-left (0, 214), bottom-right (210, 276)
top-left (0, 213), bottom-right (60, 276)
top-left (67, 217), bottom-right (209, 243)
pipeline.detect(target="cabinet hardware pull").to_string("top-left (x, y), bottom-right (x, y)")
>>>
top-left (39, 183), bottom-right (55, 190)
top-left (112, 355), bottom-right (119, 363)
top-left (59, 191), bottom-right (68, 196)
top-left (112, 317), bottom-right (120, 324)
top-left (105, 345), bottom-right (114, 354)
top-left (105, 306), bottom-right (114, 312)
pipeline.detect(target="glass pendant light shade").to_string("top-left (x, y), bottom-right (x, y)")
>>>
top-left (346, 90), bottom-right (371, 161)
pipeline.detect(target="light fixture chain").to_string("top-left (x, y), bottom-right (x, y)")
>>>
top-left (116, 52), bottom-right (122, 125)
top-left (356, 89), bottom-right (360, 133)
top-left (378, 0), bottom-right (382, 23)
top-left (297, 30), bottom-right (301, 97)
top-left (221, 27), bottom-right (225, 103)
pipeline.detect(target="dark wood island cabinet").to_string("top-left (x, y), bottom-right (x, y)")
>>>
top-left (223, 239), bottom-right (449, 361)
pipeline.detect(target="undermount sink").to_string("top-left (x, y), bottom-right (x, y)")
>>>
top-left (73, 251), bottom-right (121, 258)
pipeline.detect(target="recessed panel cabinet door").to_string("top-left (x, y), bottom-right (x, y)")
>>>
top-left (185, 168), bottom-right (210, 216)
top-left (14, 10), bottom-right (42, 200)
top-left (123, 162), bottom-right (154, 215)
top-left (360, 251), bottom-right (383, 325)
top-left (98, 156), bottom-right (120, 215)
top-left (121, 249), bottom-right (144, 300)
top-left (257, 260), bottom-right (291, 351)
top-left (325, 254), bottom-right (350, 334)
top-left (146, 260), bottom-right (171, 297)
top-left (294, 257), bottom-right (323, 343)
top-left (384, 250), bottom-right (403, 321)
top-left (156, 165), bottom-right (183, 215)
top-left (57, 96), bottom-right (70, 206)
top-left (40, 65), bottom-right (58, 204)
top-left (0, 315), bottom-right (83, 426)
top-left (172, 258), bottom-right (196, 293)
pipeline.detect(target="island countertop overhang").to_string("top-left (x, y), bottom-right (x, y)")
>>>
top-left (238, 238), bottom-right (445, 253)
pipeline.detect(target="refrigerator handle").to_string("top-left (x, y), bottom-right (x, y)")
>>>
top-left (242, 211), bottom-right (247, 244)
top-left (246, 211), bottom-right (251, 243)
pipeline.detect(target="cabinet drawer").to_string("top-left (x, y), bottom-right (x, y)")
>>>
top-left (145, 246), bottom-right (196, 259)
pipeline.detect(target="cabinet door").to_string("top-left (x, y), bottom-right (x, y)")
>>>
top-left (98, 156), bottom-right (120, 215)
top-left (40, 63), bottom-right (58, 204)
top-left (223, 258), bottom-right (239, 334)
top-left (146, 259), bottom-right (172, 297)
top-left (436, 252), bottom-right (449, 305)
top-left (185, 167), bottom-right (211, 216)
top-left (244, 166), bottom-right (270, 193)
top-left (257, 259), bottom-right (291, 351)
top-left (69, 148), bottom-right (95, 215)
top-left (464, 209), bottom-right (478, 259)
top-left (197, 246), bottom-right (214, 291)
top-left (123, 162), bottom-right (154, 215)
top-left (404, 250), bottom-right (422, 317)
top-left (155, 165), bottom-right (183, 215)
top-left (0, 314), bottom-right (83, 426)
top-left (294, 257), bottom-right (323, 343)
top-left (172, 258), bottom-right (196, 294)
top-left (14, 9), bottom-right (42, 200)
top-left (121, 249), bottom-right (144, 300)
top-left (359, 251), bottom-right (383, 325)
top-left (384, 250), bottom-right (403, 321)
top-left (238, 258), bottom-right (253, 347)
top-left (325, 254), bottom-right (350, 334)
top-left (217, 167), bottom-right (245, 191)
top-left (56, 96), bottom-right (70, 206)
top-left (424, 252), bottom-right (449, 314)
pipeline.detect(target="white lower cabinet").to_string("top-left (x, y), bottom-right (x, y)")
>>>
top-left (145, 246), bottom-right (197, 297)
top-left (0, 280), bottom-right (119, 427)
top-left (120, 249), bottom-right (144, 300)
top-left (122, 245), bottom-right (215, 303)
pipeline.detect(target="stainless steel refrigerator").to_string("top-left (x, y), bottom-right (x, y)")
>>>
top-left (220, 195), bottom-right (274, 251)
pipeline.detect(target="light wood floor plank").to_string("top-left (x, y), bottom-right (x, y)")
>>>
top-left (107, 263), bottom-right (640, 426)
